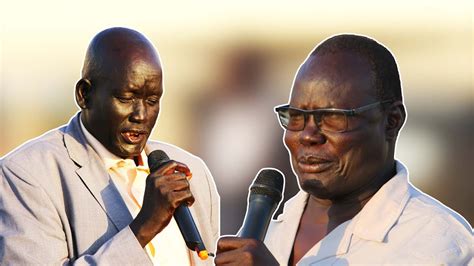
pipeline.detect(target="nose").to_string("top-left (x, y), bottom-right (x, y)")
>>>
top-left (299, 114), bottom-right (326, 145)
top-left (130, 99), bottom-right (146, 123)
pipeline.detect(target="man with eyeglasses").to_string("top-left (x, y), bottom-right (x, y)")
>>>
top-left (215, 34), bottom-right (472, 265)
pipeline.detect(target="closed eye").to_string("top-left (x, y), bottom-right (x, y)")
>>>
top-left (115, 96), bottom-right (134, 103)
top-left (146, 96), bottom-right (160, 106)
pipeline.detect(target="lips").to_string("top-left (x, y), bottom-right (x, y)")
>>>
top-left (120, 129), bottom-right (148, 144)
top-left (296, 155), bottom-right (333, 173)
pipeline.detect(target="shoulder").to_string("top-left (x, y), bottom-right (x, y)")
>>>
top-left (405, 186), bottom-right (472, 234)
top-left (391, 185), bottom-right (473, 262)
top-left (1, 125), bottom-right (68, 183)
top-left (1, 125), bottom-right (67, 165)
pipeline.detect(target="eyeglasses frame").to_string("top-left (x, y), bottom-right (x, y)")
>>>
top-left (274, 100), bottom-right (393, 132)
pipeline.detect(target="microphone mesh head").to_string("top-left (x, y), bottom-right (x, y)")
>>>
top-left (250, 168), bottom-right (284, 202)
top-left (148, 150), bottom-right (170, 171)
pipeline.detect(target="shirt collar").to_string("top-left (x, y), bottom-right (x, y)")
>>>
top-left (279, 161), bottom-right (412, 243)
top-left (276, 190), bottom-right (309, 222)
top-left (79, 115), bottom-right (149, 170)
top-left (351, 161), bottom-right (411, 242)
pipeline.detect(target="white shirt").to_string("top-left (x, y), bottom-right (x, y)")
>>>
top-left (80, 119), bottom-right (191, 265)
top-left (264, 161), bottom-right (473, 265)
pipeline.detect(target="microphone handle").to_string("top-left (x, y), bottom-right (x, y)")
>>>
top-left (239, 194), bottom-right (278, 241)
top-left (174, 205), bottom-right (207, 252)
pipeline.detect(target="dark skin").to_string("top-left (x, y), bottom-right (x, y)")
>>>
top-left (215, 237), bottom-right (278, 266)
top-left (75, 28), bottom-right (194, 247)
top-left (215, 52), bottom-right (405, 265)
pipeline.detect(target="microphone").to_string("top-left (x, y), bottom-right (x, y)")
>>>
top-left (239, 168), bottom-right (284, 241)
top-left (148, 150), bottom-right (211, 260)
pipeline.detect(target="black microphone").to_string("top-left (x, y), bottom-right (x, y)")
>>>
top-left (239, 168), bottom-right (285, 241)
top-left (148, 150), bottom-right (211, 260)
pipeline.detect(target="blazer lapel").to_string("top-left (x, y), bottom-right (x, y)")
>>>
top-left (63, 114), bottom-right (132, 231)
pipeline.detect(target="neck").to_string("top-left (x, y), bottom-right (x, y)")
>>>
top-left (304, 195), bottom-right (369, 227)
top-left (304, 162), bottom-right (396, 228)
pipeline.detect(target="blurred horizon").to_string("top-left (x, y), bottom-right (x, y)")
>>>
top-left (1, 0), bottom-right (473, 233)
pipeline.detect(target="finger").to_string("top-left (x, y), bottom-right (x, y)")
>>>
top-left (173, 162), bottom-right (192, 178)
top-left (214, 248), bottom-right (249, 265)
top-left (147, 172), bottom-right (184, 188)
top-left (152, 160), bottom-right (179, 175)
top-left (151, 160), bottom-right (192, 178)
top-left (217, 237), bottom-right (252, 253)
top-left (168, 190), bottom-right (195, 208)
top-left (156, 178), bottom-right (190, 192)
top-left (154, 172), bottom-right (187, 183)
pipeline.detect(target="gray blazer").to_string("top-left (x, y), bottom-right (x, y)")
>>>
top-left (0, 114), bottom-right (220, 265)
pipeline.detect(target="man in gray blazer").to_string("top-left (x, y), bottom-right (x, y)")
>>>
top-left (0, 27), bottom-right (219, 265)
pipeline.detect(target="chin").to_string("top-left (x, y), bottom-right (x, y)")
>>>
top-left (301, 179), bottom-right (335, 200)
top-left (115, 145), bottom-right (142, 159)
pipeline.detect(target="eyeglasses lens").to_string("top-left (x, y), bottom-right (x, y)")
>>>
top-left (279, 108), bottom-right (348, 132)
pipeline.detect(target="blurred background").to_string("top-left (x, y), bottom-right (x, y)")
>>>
top-left (1, 0), bottom-right (472, 235)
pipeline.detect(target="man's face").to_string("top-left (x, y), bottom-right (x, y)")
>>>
top-left (83, 58), bottom-right (163, 159)
top-left (284, 52), bottom-right (390, 200)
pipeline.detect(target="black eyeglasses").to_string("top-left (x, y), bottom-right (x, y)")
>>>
top-left (274, 100), bottom-right (392, 132)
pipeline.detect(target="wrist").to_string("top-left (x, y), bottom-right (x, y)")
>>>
top-left (130, 213), bottom-right (159, 247)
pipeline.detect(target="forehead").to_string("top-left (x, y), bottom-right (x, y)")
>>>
top-left (103, 58), bottom-right (163, 92)
top-left (125, 59), bottom-right (162, 81)
top-left (290, 52), bottom-right (377, 109)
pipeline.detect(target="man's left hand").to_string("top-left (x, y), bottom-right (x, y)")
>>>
top-left (215, 236), bottom-right (279, 266)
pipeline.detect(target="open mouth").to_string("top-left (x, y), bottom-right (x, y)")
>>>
top-left (121, 130), bottom-right (148, 144)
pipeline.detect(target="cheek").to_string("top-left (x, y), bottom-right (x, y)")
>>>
top-left (101, 102), bottom-right (133, 141)
top-left (284, 131), bottom-right (299, 155)
top-left (110, 100), bottom-right (130, 115)
top-left (284, 131), bottom-right (300, 165)
top-left (332, 130), bottom-right (385, 179)
top-left (109, 102), bottom-right (132, 122)
top-left (149, 107), bottom-right (160, 121)
top-left (144, 107), bottom-right (160, 129)
top-left (325, 135), bottom-right (355, 176)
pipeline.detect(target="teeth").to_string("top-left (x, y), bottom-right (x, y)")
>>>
top-left (125, 132), bottom-right (140, 138)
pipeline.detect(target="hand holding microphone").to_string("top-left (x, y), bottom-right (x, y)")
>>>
top-left (215, 168), bottom-right (284, 266)
top-left (130, 150), bottom-right (211, 260)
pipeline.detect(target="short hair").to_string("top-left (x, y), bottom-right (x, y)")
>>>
top-left (311, 34), bottom-right (403, 101)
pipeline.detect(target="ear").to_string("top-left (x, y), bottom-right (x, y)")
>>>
top-left (385, 101), bottom-right (406, 141)
top-left (75, 78), bottom-right (93, 109)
